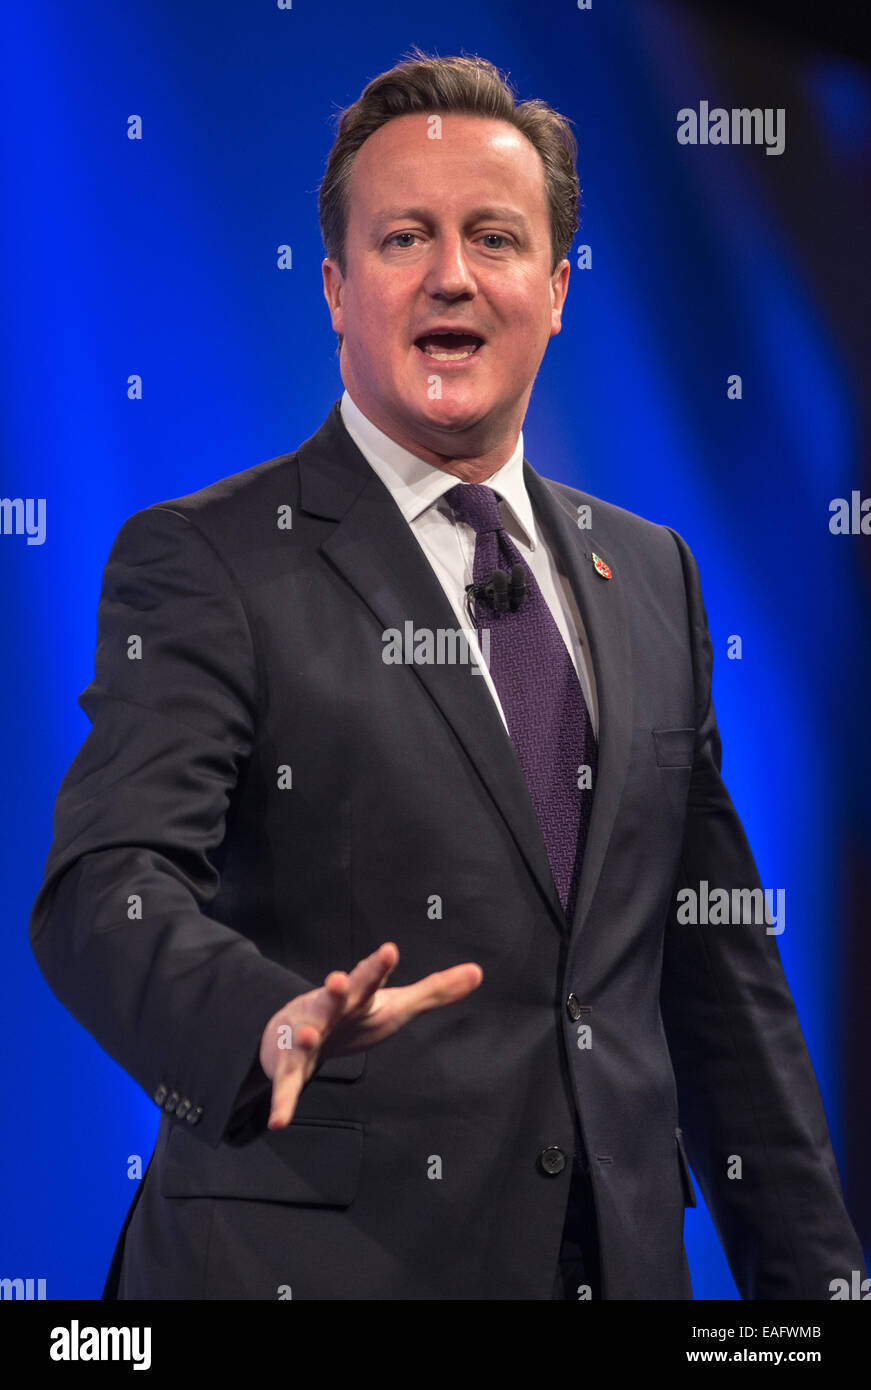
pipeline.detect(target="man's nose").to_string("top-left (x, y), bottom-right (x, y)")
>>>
top-left (422, 233), bottom-right (477, 298)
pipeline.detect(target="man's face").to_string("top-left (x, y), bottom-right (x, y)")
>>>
top-left (322, 112), bottom-right (569, 467)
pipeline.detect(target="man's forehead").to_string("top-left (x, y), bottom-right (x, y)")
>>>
top-left (348, 115), bottom-right (547, 216)
top-left (359, 109), bottom-right (528, 150)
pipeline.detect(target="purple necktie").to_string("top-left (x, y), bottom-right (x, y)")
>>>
top-left (445, 483), bottom-right (597, 921)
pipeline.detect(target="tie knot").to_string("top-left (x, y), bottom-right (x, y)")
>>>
top-left (444, 483), bottom-right (503, 536)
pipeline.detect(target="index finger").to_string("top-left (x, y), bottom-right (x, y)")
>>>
top-left (392, 962), bottom-right (483, 1018)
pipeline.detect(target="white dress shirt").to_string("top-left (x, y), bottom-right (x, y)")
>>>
top-left (339, 389), bottom-right (598, 738)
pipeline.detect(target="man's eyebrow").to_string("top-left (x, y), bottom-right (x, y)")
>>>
top-left (372, 205), bottom-right (531, 231)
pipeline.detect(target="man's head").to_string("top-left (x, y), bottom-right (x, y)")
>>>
top-left (319, 51), bottom-right (579, 474)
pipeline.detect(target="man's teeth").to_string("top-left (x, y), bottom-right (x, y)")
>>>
top-left (418, 340), bottom-right (481, 360)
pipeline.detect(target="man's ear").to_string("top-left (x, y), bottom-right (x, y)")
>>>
top-left (549, 257), bottom-right (570, 336)
top-left (322, 258), bottom-right (344, 338)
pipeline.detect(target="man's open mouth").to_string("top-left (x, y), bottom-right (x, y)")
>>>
top-left (414, 332), bottom-right (485, 361)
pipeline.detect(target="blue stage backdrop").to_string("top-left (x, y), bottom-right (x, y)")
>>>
top-left (1, 0), bottom-right (868, 1299)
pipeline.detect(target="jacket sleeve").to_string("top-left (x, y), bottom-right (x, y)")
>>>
top-left (28, 504), bottom-right (313, 1148)
top-left (659, 525), bottom-right (866, 1299)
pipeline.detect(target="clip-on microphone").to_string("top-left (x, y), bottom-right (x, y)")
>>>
top-left (465, 563), bottom-right (527, 621)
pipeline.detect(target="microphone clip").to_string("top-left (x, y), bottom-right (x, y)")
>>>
top-left (465, 563), bottom-right (527, 619)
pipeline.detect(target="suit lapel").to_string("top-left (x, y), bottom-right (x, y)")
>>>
top-left (524, 467), bottom-right (634, 938)
top-left (295, 403), bottom-right (635, 940)
top-left (296, 404), bottom-right (566, 932)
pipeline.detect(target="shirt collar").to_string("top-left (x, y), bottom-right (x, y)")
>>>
top-left (339, 389), bottom-right (537, 549)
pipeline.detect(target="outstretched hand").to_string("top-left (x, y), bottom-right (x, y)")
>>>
top-left (259, 943), bottom-right (483, 1130)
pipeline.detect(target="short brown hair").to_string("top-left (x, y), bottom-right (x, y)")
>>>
top-left (319, 49), bottom-right (580, 349)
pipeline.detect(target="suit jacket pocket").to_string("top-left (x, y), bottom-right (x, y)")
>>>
top-left (653, 728), bottom-right (696, 768)
top-left (675, 1126), bottom-right (697, 1208)
top-left (311, 1051), bottom-right (366, 1081)
top-left (160, 1117), bottom-right (364, 1207)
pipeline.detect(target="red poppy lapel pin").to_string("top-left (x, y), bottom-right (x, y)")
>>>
top-left (591, 552), bottom-right (612, 580)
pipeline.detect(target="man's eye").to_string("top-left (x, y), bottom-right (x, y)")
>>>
top-left (386, 232), bottom-right (512, 249)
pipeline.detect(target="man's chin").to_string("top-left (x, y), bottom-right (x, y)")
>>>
top-left (402, 389), bottom-right (492, 438)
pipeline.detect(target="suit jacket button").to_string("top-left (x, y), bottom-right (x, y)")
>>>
top-left (153, 1084), bottom-right (168, 1106)
top-left (186, 1106), bottom-right (203, 1126)
top-left (164, 1090), bottom-right (180, 1113)
top-left (539, 1146), bottom-right (567, 1175)
top-left (566, 994), bottom-right (582, 1021)
top-left (175, 1098), bottom-right (191, 1119)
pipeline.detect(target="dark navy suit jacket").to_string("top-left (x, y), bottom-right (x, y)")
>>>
top-left (29, 402), bottom-right (865, 1298)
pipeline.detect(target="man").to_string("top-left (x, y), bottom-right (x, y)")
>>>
top-left (29, 52), bottom-right (864, 1300)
